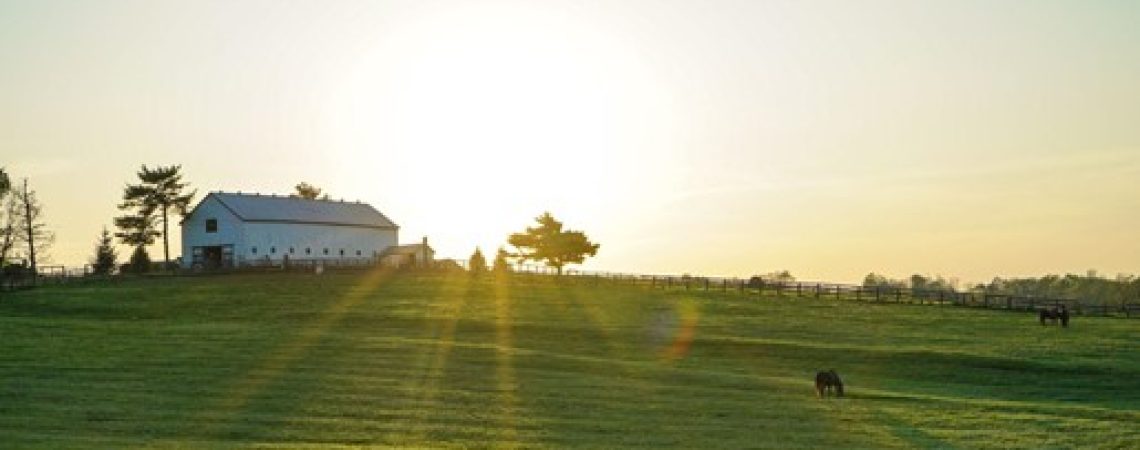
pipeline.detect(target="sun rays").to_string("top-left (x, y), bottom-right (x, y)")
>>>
top-left (199, 268), bottom-right (395, 436)
top-left (197, 272), bottom-right (706, 445)
top-left (402, 272), bottom-right (472, 442)
top-left (489, 273), bottom-right (523, 447)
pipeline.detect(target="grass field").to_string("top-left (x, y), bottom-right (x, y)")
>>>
top-left (1, 270), bottom-right (1137, 448)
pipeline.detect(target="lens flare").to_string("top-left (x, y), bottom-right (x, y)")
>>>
top-left (655, 300), bottom-right (700, 362)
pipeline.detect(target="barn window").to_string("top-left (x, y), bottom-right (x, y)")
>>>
top-left (270, 247), bottom-right (276, 254)
top-left (205, 219), bottom-right (217, 233)
top-left (289, 247), bottom-right (295, 254)
top-left (323, 248), bottom-right (329, 255)
top-left (339, 249), bottom-right (345, 256)
top-left (251, 247), bottom-right (258, 254)
top-left (356, 250), bottom-right (361, 256)
top-left (305, 248), bottom-right (311, 255)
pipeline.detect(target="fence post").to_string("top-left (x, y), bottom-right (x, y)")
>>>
top-left (797, 283), bottom-right (803, 297)
top-left (722, 278), bottom-right (727, 293)
top-left (856, 288), bottom-right (861, 302)
top-left (895, 289), bottom-right (901, 303)
top-left (815, 284), bottom-right (821, 299)
top-left (875, 287), bottom-right (881, 302)
top-left (705, 278), bottom-right (710, 292)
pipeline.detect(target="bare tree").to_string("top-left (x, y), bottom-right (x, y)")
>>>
top-left (12, 179), bottom-right (54, 273)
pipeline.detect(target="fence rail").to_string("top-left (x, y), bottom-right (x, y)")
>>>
top-left (497, 262), bottom-right (1140, 318)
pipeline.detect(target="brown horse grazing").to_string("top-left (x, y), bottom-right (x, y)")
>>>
top-left (815, 370), bottom-right (844, 398)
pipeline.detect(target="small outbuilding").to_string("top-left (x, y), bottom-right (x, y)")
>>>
top-left (180, 192), bottom-right (404, 269)
top-left (381, 237), bottom-right (435, 268)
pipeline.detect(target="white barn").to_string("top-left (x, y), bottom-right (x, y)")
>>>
top-left (180, 192), bottom-right (404, 269)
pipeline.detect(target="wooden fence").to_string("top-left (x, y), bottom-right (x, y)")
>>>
top-left (502, 263), bottom-right (1140, 318)
top-left (5, 260), bottom-right (1139, 318)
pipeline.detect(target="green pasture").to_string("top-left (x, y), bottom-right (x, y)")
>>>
top-left (0, 271), bottom-right (1137, 448)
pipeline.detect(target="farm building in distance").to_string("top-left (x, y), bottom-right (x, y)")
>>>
top-left (180, 192), bottom-right (432, 269)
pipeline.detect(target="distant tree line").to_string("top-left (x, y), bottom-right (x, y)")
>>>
top-left (862, 273), bottom-right (959, 292)
top-left (863, 270), bottom-right (1140, 305)
top-left (973, 271), bottom-right (1140, 306)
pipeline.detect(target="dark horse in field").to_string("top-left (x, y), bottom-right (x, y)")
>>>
top-left (815, 370), bottom-right (844, 398)
top-left (1039, 306), bottom-right (1070, 327)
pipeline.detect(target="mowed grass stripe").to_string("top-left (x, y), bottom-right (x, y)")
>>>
top-left (1, 272), bottom-right (1138, 448)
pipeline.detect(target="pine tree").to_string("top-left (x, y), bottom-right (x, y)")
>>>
top-left (0, 167), bottom-right (9, 197)
top-left (128, 246), bottom-right (152, 274)
top-left (91, 227), bottom-right (117, 275)
top-left (469, 247), bottom-right (488, 275)
top-left (119, 165), bottom-right (195, 269)
top-left (114, 213), bottom-right (159, 274)
top-left (0, 168), bottom-right (17, 266)
top-left (492, 247), bottom-right (512, 274)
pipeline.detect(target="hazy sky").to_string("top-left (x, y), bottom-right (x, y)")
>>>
top-left (2, 0), bottom-right (1138, 283)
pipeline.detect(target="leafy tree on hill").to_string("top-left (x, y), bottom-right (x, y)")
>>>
top-left (119, 165), bottom-right (195, 270)
top-left (492, 247), bottom-right (512, 274)
top-left (508, 212), bottom-right (598, 275)
top-left (468, 247), bottom-right (488, 274)
top-left (292, 182), bottom-right (330, 200)
top-left (91, 227), bottom-right (117, 275)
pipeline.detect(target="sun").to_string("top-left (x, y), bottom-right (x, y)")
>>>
top-left (322, 5), bottom-right (673, 257)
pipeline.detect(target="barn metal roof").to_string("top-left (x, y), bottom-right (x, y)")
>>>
top-left (205, 192), bottom-right (398, 229)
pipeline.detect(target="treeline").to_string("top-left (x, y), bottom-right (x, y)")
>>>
top-left (863, 270), bottom-right (1140, 305)
top-left (862, 273), bottom-right (959, 292)
top-left (977, 272), bottom-right (1140, 306)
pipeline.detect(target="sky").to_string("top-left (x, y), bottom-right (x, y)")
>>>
top-left (2, 0), bottom-right (1138, 284)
